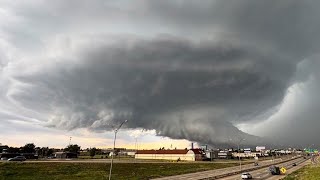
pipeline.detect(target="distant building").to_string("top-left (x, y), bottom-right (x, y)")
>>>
top-left (135, 149), bottom-right (203, 161)
top-left (54, 152), bottom-right (78, 158)
top-left (204, 150), bottom-right (219, 160)
top-left (201, 145), bottom-right (208, 150)
top-left (0, 144), bottom-right (8, 153)
top-left (244, 148), bottom-right (252, 153)
top-left (217, 150), bottom-right (232, 159)
top-left (256, 146), bottom-right (266, 152)
top-left (232, 152), bottom-right (261, 158)
top-left (119, 149), bottom-right (136, 156)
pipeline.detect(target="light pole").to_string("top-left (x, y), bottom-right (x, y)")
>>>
top-left (134, 137), bottom-right (138, 163)
top-left (237, 138), bottom-right (245, 172)
top-left (69, 137), bottom-right (72, 146)
top-left (108, 120), bottom-right (128, 180)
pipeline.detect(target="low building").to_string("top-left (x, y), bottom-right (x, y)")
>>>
top-left (256, 146), bottom-right (266, 152)
top-left (244, 148), bottom-right (252, 153)
top-left (204, 150), bottom-right (219, 160)
top-left (232, 152), bottom-right (262, 158)
top-left (54, 152), bottom-right (78, 158)
top-left (217, 151), bottom-right (232, 159)
top-left (119, 149), bottom-right (136, 156)
top-left (0, 145), bottom-right (8, 153)
top-left (135, 149), bottom-right (203, 161)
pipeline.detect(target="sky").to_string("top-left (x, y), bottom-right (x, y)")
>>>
top-left (1, 0), bottom-right (320, 149)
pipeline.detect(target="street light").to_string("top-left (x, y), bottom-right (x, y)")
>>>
top-left (237, 138), bottom-right (245, 172)
top-left (69, 136), bottom-right (72, 146)
top-left (108, 120), bottom-right (128, 180)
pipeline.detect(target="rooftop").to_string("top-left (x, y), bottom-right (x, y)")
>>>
top-left (136, 149), bottom-right (202, 154)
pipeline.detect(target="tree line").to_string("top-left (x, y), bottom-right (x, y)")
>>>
top-left (0, 143), bottom-right (84, 158)
top-left (0, 143), bottom-right (109, 159)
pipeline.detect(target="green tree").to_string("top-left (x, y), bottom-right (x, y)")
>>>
top-left (47, 148), bottom-right (54, 157)
top-left (36, 147), bottom-right (52, 157)
top-left (7, 147), bottom-right (20, 153)
top-left (64, 144), bottom-right (81, 154)
top-left (95, 148), bottom-right (102, 155)
top-left (35, 147), bottom-right (42, 157)
top-left (22, 143), bottom-right (36, 153)
top-left (89, 147), bottom-right (97, 158)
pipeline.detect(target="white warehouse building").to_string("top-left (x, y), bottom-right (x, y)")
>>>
top-left (135, 149), bottom-right (203, 161)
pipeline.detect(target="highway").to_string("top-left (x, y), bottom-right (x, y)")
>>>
top-left (152, 156), bottom-right (303, 180)
top-left (221, 157), bottom-right (308, 180)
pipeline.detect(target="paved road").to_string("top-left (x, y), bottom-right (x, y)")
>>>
top-left (221, 157), bottom-right (308, 180)
top-left (266, 159), bottom-right (310, 180)
top-left (152, 157), bottom-right (302, 180)
top-left (311, 154), bottom-right (319, 165)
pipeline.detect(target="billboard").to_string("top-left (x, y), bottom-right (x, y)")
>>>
top-left (305, 149), bottom-right (318, 153)
top-left (244, 148), bottom-right (251, 153)
top-left (256, 146), bottom-right (266, 152)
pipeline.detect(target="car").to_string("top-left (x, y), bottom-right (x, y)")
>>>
top-left (269, 165), bottom-right (281, 175)
top-left (8, 156), bottom-right (26, 161)
top-left (241, 172), bottom-right (252, 179)
top-left (1, 157), bottom-right (8, 160)
top-left (292, 163), bottom-right (297, 166)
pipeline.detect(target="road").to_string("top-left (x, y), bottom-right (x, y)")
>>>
top-left (266, 159), bottom-right (310, 180)
top-left (221, 157), bottom-right (309, 180)
top-left (152, 156), bottom-right (303, 180)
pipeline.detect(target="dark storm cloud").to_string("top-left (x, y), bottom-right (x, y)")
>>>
top-left (8, 35), bottom-right (296, 146)
top-left (2, 0), bottom-right (320, 146)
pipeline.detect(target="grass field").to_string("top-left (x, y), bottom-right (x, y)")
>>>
top-left (283, 165), bottom-right (320, 180)
top-left (0, 161), bottom-right (245, 180)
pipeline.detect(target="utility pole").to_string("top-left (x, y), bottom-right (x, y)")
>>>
top-left (108, 120), bottom-right (128, 180)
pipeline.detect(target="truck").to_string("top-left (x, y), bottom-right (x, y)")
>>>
top-left (269, 165), bottom-right (280, 175)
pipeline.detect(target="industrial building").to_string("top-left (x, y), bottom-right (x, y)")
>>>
top-left (135, 149), bottom-right (203, 161)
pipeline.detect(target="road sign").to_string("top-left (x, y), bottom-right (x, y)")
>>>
top-left (280, 167), bottom-right (287, 174)
top-left (305, 149), bottom-right (319, 153)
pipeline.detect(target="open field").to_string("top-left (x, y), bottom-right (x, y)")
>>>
top-left (0, 161), bottom-right (248, 180)
top-left (283, 165), bottom-right (320, 180)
